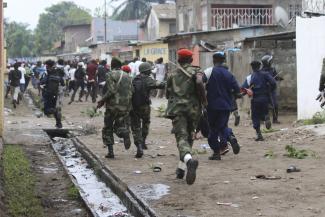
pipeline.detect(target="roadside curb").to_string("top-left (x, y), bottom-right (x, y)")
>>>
top-left (73, 138), bottom-right (159, 217)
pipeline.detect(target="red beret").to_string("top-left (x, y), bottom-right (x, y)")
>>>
top-left (177, 49), bottom-right (193, 58)
top-left (121, 65), bottom-right (131, 73)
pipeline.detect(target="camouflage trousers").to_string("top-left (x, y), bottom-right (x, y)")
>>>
top-left (172, 113), bottom-right (200, 161)
top-left (130, 105), bottom-right (151, 145)
top-left (102, 109), bottom-right (130, 145)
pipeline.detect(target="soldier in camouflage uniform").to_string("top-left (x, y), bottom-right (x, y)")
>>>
top-left (97, 57), bottom-right (133, 159)
top-left (130, 62), bottom-right (165, 158)
top-left (166, 49), bottom-right (207, 185)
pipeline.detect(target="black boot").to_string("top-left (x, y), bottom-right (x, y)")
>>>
top-left (135, 143), bottom-right (143, 158)
top-left (142, 136), bottom-right (148, 150)
top-left (186, 159), bottom-right (199, 185)
top-left (123, 134), bottom-right (131, 150)
top-left (176, 168), bottom-right (185, 179)
top-left (273, 107), bottom-right (280, 124)
top-left (234, 111), bottom-right (240, 126)
top-left (265, 115), bottom-right (272, 129)
top-left (13, 100), bottom-right (17, 109)
top-left (255, 129), bottom-right (264, 141)
top-left (105, 145), bottom-right (114, 158)
top-left (54, 110), bottom-right (62, 129)
top-left (229, 133), bottom-right (240, 155)
top-left (208, 152), bottom-right (221, 160)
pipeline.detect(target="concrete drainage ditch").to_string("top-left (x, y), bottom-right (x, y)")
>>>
top-left (45, 129), bottom-right (160, 217)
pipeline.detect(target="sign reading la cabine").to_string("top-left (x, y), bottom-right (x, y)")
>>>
top-left (136, 42), bottom-right (169, 62)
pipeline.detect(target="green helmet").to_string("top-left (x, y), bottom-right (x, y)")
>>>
top-left (139, 62), bottom-right (152, 74)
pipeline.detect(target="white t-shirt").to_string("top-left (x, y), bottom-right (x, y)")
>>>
top-left (155, 63), bottom-right (166, 82)
top-left (68, 68), bottom-right (76, 81)
top-left (204, 67), bottom-right (213, 81)
top-left (128, 62), bottom-right (136, 77)
top-left (134, 60), bottom-right (143, 76)
top-left (18, 66), bottom-right (26, 84)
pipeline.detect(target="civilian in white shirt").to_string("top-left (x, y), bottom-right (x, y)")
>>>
top-left (134, 57), bottom-right (146, 76)
top-left (155, 57), bottom-right (166, 98)
top-left (18, 63), bottom-right (26, 93)
top-left (68, 63), bottom-right (77, 94)
top-left (128, 57), bottom-right (138, 78)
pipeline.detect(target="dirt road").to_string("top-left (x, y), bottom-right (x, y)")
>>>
top-left (5, 90), bottom-right (325, 217)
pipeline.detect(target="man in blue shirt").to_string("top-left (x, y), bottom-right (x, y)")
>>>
top-left (205, 52), bottom-right (240, 160)
top-left (261, 55), bottom-right (283, 124)
top-left (242, 61), bottom-right (276, 141)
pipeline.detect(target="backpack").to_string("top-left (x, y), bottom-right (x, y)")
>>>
top-left (47, 73), bottom-right (61, 94)
top-left (75, 68), bottom-right (84, 80)
top-left (132, 75), bottom-right (150, 107)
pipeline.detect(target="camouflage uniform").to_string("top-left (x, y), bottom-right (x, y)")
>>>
top-left (165, 63), bottom-right (202, 161)
top-left (102, 69), bottom-right (133, 147)
top-left (130, 74), bottom-right (165, 146)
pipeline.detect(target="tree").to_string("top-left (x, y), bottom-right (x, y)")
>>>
top-left (110, 0), bottom-right (167, 21)
top-left (34, 1), bottom-right (92, 54)
top-left (5, 20), bottom-right (35, 58)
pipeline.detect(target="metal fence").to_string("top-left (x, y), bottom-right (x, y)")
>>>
top-left (211, 7), bottom-right (274, 30)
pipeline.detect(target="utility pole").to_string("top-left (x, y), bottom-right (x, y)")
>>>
top-left (104, 0), bottom-right (107, 43)
top-left (0, 0), bottom-right (4, 137)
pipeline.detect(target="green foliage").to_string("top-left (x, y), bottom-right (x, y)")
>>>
top-left (67, 185), bottom-right (81, 200)
top-left (155, 104), bottom-right (166, 117)
top-left (303, 111), bottom-right (325, 125)
top-left (264, 150), bottom-right (276, 159)
top-left (5, 20), bottom-right (35, 58)
top-left (34, 1), bottom-right (91, 54)
top-left (2, 145), bottom-right (44, 217)
top-left (110, 0), bottom-right (166, 20)
top-left (285, 145), bottom-right (308, 159)
top-left (81, 107), bottom-right (103, 118)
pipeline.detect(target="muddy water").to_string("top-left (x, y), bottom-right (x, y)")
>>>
top-left (52, 138), bottom-right (131, 217)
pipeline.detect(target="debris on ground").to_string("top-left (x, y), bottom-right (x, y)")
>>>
top-left (217, 202), bottom-right (240, 208)
top-left (287, 165), bottom-right (301, 173)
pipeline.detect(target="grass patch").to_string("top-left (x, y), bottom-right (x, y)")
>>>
top-left (192, 148), bottom-right (207, 155)
top-left (155, 104), bottom-right (166, 117)
top-left (67, 185), bottom-right (80, 200)
top-left (264, 150), bottom-right (276, 159)
top-left (81, 107), bottom-right (103, 118)
top-left (285, 145), bottom-right (308, 159)
top-left (261, 128), bottom-right (280, 134)
top-left (2, 145), bottom-right (44, 217)
top-left (302, 111), bottom-right (325, 125)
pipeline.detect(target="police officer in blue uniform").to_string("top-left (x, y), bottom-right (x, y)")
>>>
top-left (205, 52), bottom-right (241, 160)
top-left (261, 55), bottom-right (283, 124)
top-left (242, 60), bottom-right (276, 141)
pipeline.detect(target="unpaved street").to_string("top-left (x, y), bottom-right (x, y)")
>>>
top-left (4, 91), bottom-right (325, 217)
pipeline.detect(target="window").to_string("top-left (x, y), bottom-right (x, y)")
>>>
top-left (169, 23), bottom-right (176, 34)
top-left (178, 12), bottom-right (184, 32)
top-left (188, 9), bottom-right (193, 31)
top-left (97, 36), bottom-right (104, 42)
top-left (289, 3), bottom-right (302, 19)
top-left (201, 5), bottom-right (208, 31)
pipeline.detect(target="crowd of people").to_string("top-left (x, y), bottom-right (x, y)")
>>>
top-left (5, 50), bottom-right (285, 185)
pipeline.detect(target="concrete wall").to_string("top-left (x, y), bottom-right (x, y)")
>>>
top-left (64, 25), bottom-right (91, 53)
top-left (296, 16), bottom-right (325, 119)
top-left (230, 44), bottom-right (297, 112)
top-left (133, 42), bottom-right (169, 63)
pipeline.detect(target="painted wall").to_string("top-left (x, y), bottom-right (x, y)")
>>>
top-left (296, 16), bottom-right (325, 119)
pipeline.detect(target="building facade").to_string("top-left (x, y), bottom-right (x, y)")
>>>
top-left (143, 3), bottom-right (176, 41)
top-left (176, 0), bottom-right (302, 32)
top-left (63, 24), bottom-right (91, 53)
top-left (91, 18), bottom-right (139, 44)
